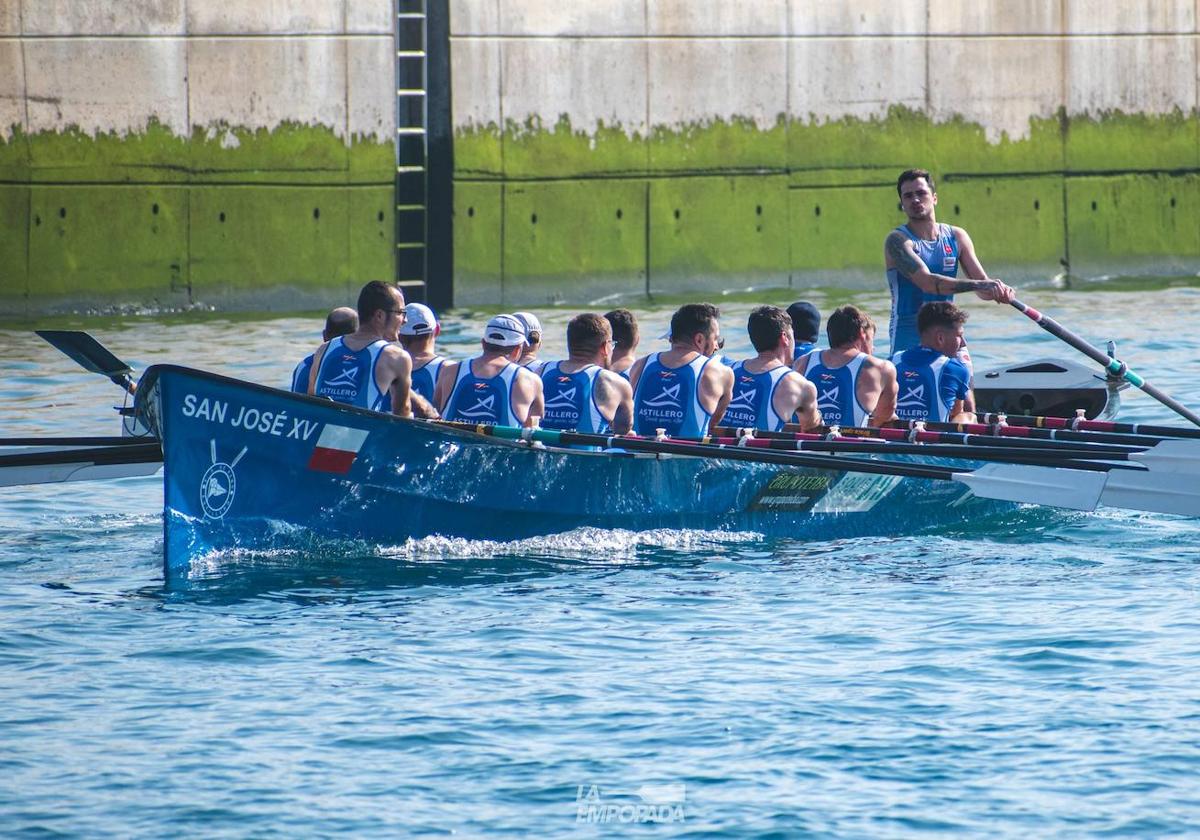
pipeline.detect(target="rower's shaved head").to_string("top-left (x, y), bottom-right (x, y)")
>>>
top-left (324, 306), bottom-right (358, 341)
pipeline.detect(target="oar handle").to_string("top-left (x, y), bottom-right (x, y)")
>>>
top-left (1011, 298), bottom-right (1200, 428)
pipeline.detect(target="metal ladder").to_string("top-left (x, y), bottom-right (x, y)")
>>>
top-left (394, 0), bottom-right (451, 308)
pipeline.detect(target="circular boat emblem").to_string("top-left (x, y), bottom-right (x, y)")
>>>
top-left (200, 462), bottom-right (237, 519)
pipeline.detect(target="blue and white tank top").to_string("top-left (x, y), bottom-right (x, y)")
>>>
top-left (291, 353), bottom-right (314, 394)
top-left (411, 355), bottom-right (447, 403)
top-left (891, 346), bottom-right (971, 422)
top-left (443, 359), bottom-right (522, 426)
top-left (539, 362), bottom-right (609, 434)
top-left (723, 361), bottom-right (792, 431)
top-left (792, 341), bottom-right (817, 362)
top-left (798, 350), bottom-right (870, 427)
top-left (888, 223), bottom-right (958, 354)
top-left (521, 359), bottom-right (546, 376)
top-left (312, 336), bottom-right (391, 411)
top-left (632, 353), bottom-right (713, 437)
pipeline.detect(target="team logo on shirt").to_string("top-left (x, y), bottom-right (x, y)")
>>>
top-left (644, 383), bottom-right (682, 409)
top-left (897, 385), bottom-right (926, 408)
top-left (817, 386), bottom-right (841, 411)
top-left (545, 387), bottom-right (578, 409)
top-left (323, 363), bottom-right (360, 388)
top-left (458, 394), bottom-right (497, 419)
top-left (729, 387), bottom-right (756, 409)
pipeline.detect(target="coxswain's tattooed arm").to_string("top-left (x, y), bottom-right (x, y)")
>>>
top-left (885, 231), bottom-right (992, 296)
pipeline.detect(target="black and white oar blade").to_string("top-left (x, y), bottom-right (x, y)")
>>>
top-left (36, 330), bottom-right (132, 378)
top-left (952, 463), bottom-right (1106, 511)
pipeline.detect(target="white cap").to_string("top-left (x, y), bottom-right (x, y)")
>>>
top-left (513, 311), bottom-right (543, 339)
top-left (399, 302), bottom-right (438, 336)
top-left (483, 314), bottom-right (526, 347)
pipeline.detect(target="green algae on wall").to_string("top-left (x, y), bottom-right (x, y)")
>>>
top-left (453, 108), bottom-right (1200, 300)
top-left (0, 123), bottom-right (396, 314)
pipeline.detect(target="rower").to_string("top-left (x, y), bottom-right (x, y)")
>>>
top-left (795, 305), bottom-right (897, 428)
top-left (604, 308), bottom-right (640, 379)
top-left (435, 314), bottom-right (544, 428)
top-left (398, 302), bottom-right (448, 404)
top-left (891, 301), bottom-right (973, 423)
top-left (725, 305), bottom-right (821, 432)
top-left (540, 313), bottom-right (633, 434)
top-left (308, 281), bottom-right (436, 418)
top-left (291, 306), bottom-right (357, 393)
top-left (513, 311), bottom-right (546, 375)
top-left (628, 303), bottom-right (733, 437)
top-left (786, 301), bottom-right (822, 361)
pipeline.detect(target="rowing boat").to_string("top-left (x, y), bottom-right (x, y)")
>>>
top-left (132, 363), bottom-right (1198, 580)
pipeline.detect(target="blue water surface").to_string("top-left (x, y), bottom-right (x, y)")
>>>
top-left (3, 285), bottom-right (1200, 837)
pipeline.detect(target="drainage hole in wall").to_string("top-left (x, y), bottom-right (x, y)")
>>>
top-left (616, 208), bottom-right (623, 220)
top-left (467, 207), bottom-right (474, 218)
top-left (219, 212), bottom-right (226, 222)
top-left (378, 210), bottom-right (386, 221)
top-left (814, 205), bottom-right (821, 217)
top-left (756, 205), bottom-right (762, 216)
top-left (313, 208), bottom-right (320, 220)
top-left (152, 203), bottom-right (159, 215)
top-left (1091, 201), bottom-right (1097, 211)
top-left (1034, 199), bottom-right (1040, 211)
top-left (531, 213), bottom-right (537, 224)
top-left (954, 204), bottom-right (960, 215)
top-left (59, 207), bottom-right (66, 219)
top-left (674, 209), bottom-right (681, 220)
top-left (34, 215), bottom-right (40, 226)
top-left (1170, 197), bottom-right (1177, 208)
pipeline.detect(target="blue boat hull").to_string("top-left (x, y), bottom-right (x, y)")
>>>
top-left (136, 365), bottom-right (1011, 578)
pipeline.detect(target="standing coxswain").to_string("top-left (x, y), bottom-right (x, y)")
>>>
top-left (724, 305), bottom-right (821, 432)
top-left (398, 302), bottom-right (448, 405)
top-left (308, 281), bottom-right (436, 418)
top-left (891, 302), bottom-right (974, 423)
top-left (795, 305), bottom-right (897, 428)
top-left (539, 314), bottom-right (633, 435)
top-left (628, 303), bottom-right (733, 437)
top-left (435, 314), bottom-right (544, 428)
top-left (885, 168), bottom-right (1015, 412)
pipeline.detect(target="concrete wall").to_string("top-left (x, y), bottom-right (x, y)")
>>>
top-left (0, 0), bottom-right (395, 315)
top-left (450, 0), bottom-right (1200, 306)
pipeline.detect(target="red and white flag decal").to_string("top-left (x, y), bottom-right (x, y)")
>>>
top-left (307, 424), bottom-right (369, 474)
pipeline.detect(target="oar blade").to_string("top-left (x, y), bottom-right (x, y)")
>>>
top-left (36, 330), bottom-right (131, 377)
top-left (953, 463), bottom-right (1106, 511)
top-left (1100, 469), bottom-right (1200, 518)
top-left (1130, 439), bottom-right (1200, 475)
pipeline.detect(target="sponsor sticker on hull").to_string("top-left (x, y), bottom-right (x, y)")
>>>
top-left (748, 471), bottom-right (833, 512)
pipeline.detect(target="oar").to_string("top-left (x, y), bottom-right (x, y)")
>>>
top-left (716, 424), bottom-right (1147, 457)
top-left (446, 423), bottom-right (1137, 515)
top-left (877, 418), bottom-right (1172, 449)
top-left (702, 434), bottom-right (1142, 466)
top-left (0, 441), bottom-right (162, 488)
top-left (1010, 299), bottom-right (1200, 427)
top-left (36, 329), bottom-right (136, 394)
top-left (979, 411), bottom-right (1200, 441)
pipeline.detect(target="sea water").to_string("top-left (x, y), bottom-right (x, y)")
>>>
top-left (3, 282), bottom-right (1200, 837)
